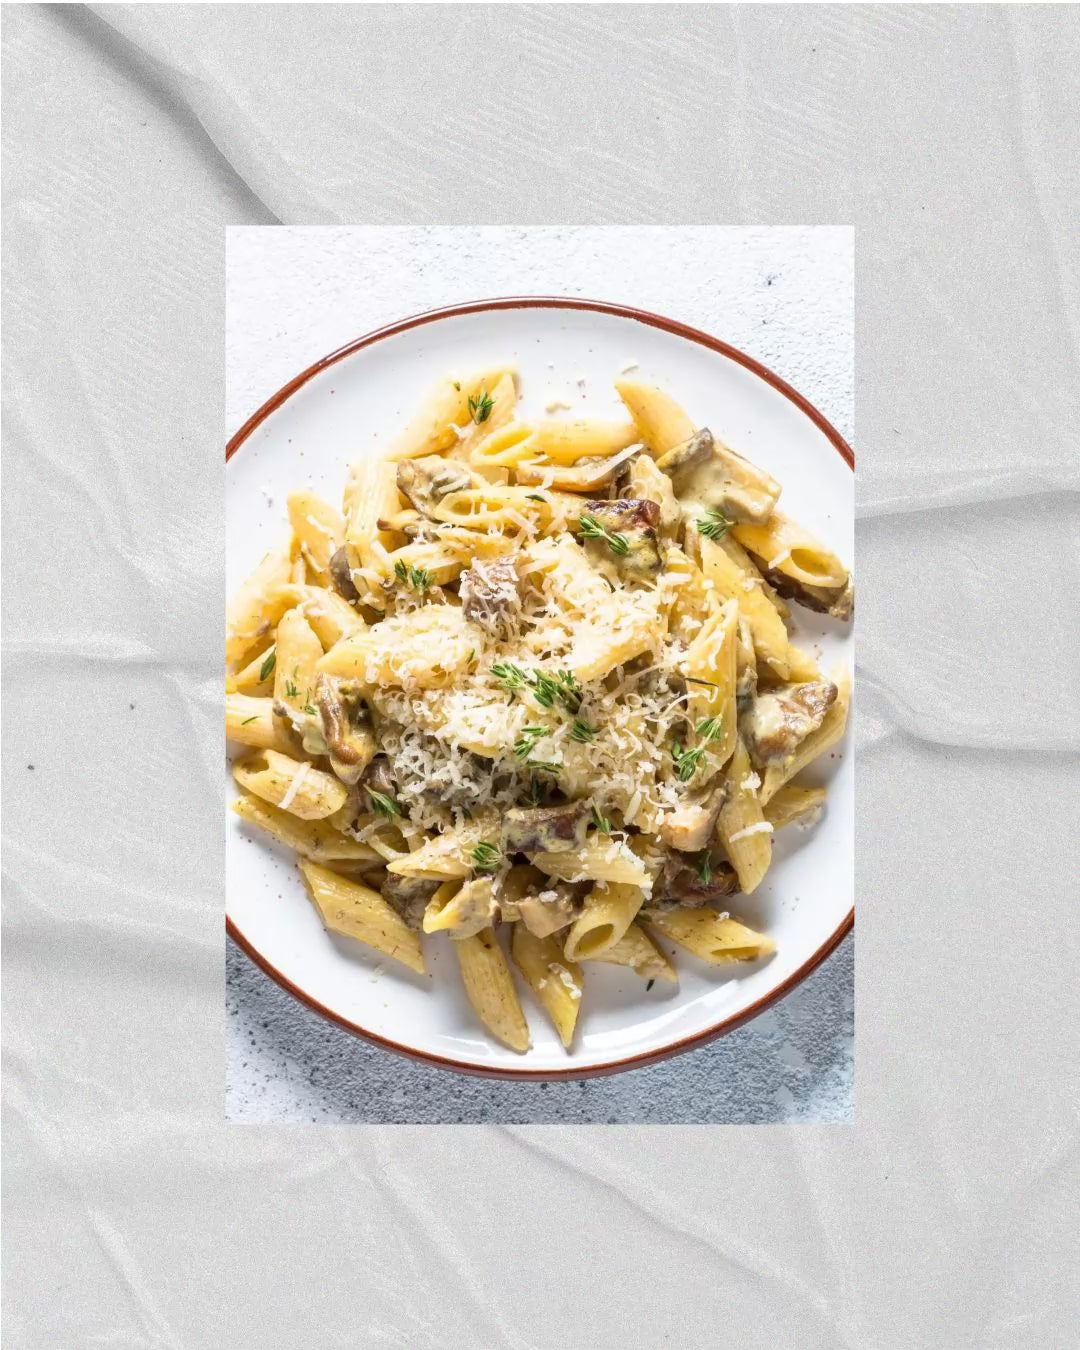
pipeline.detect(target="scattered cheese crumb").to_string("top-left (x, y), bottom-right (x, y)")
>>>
top-left (767, 549), bottom-right (791, 570)
top-left (548, 963), bottom-right (582, 1000)
top-left (279, 762), bottom-right (311, 812)
top-left (728, 821), bottom-right (774, 843)
top-left (619, 360), bottom-right (639, 373)
top-left (545, 397), bottom-right (573, 413)
top-left (260, 484), bottom-right (274, 504)
top-left (741, 772), bottom-right (762, 792)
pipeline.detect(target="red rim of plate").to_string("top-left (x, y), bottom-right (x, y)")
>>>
top-left (226, 295), bottom-right (854, 1080)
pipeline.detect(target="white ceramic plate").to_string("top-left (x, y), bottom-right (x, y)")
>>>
top-left (226, 298), bottom-right (853, 1078)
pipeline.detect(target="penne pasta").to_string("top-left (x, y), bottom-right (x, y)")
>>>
top-left (299, 860), bottom-right (424, 973)
top-left (533, 838), bottom-right (649, 888)
top-left (716, 738), bottom-right (772, 893)
top-left (287, 490), bottom-right (345, 583)
top-left (511, 925), bottom-right (583, 1049)
top-left (586, 921), bottom-right (677, 983)
top-left (699, 534), bottom-right (791, 679)
top-left (645, 907), bottom-right (776, 964)
top-left (733, 511), bottom-right (848, 592)
top-left (226, 694), bottom-right (297, 753)
top-left (764, 784), bottom-right (827, 832)
top-left (614, 379), bottom-right (695, 456)
top-left (519, 418), bottom-right (639, 465)
top-left (562, 881), bottom-right (645, 961)
top-left (226, 540), bottom-right (295, 671)
top-left (232, 793), bottom-right (380, 864)
top-left (381, 367), bottom-right (515, 463)
top-left (453, 928), bottom-right (530, 1053)
top-left (273, 608), bottom-right (324, 723)
top-left (233, 749), bottom-right (348, 820)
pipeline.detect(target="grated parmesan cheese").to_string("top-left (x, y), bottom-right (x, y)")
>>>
top-left (767, 549), bottom-right (791, 570)
top-left (279, 762), bottom-right (310, 812)
top-left (548, 963), bottom-right (582, 1000)
top-left (741, 772), bottom-right (762, 792)
top-left (728, 821), bottom-right (774, 843)
top-left (545, 397), bottom-right (573, 413)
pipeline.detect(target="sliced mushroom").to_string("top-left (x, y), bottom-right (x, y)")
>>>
top-left (758, 566), bottom-right (854, 622)
top-left (459, 556), bottom-right (522, 637)
top-left (657, 427), bottom-right (780, 525)
top-left (742, 681), bottom-right (838, 767)
top-left (579, 497), bottom-right (663, 579)
top-left (517, 881), bottom-right (587, 938)
top-left (501, 800), bottom-right (592, 855)
top-left (649, 851), bottom-right (739, 911)
top-left (514, 443), bottom-right (641, 493)
top-left (381, 874), bottom-right (439, 931)
top-left (396, 456), bottom-right (477, 515)
top-left (358, 754), bottom-right (398, 812)
top-left (658, 781), bottom-right (729, 853)
top-left (328, 546), bottom-right (360, 603)
top-left (315, 675), bottom-right (377, 785)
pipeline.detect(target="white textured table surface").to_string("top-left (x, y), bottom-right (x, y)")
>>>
top-left (4, 5), bottom-right (1078, 1347)
top-left (226, 225), bottom-right (855, 1123)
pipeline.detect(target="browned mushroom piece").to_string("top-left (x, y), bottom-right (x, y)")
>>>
top-left (381, 873), bottom-right (439, 930)
top-left (315, 675), bottom-right (377, 785)
top-left (514, 443), bottom-right (641, 493)
top-left (655, 428), bottom-right (715, 476)
top-left (579, 497), bottom-right (663, 578)
top-left (741, 681), bottom-right (838, 767)
top-left (516, 881), bottom-right (587, 938)
top-left (328, 546), bottom-right (360, 603)
top-left (757, 565), bottom-right (854, 622)
top-left (396, 456), bottom-right (476, 515)
top-left (501, 800), bottom-right (592, 855)
top-left (658, 780), bottom-right (729, 853)
top-left (649, 851), bottom-right (739, 911)
top-left (657, 427), bottom-right (780, 525)
top-left (459, 556), bottom-right (522, 637)
top-left (358, 754), bottom-right (398, 811)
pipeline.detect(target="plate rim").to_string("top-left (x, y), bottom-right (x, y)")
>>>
top-left (226, 294), bottom-right (854, 1081)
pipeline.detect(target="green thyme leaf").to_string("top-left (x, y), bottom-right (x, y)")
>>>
top-left (240, 716), bottom-right (259, 725)
top-left (579, 513), bottom-right (630, 557)
top-left (492, 661), bottom-right (527, 694)
top-left (698, 851), bottom-right (712, 884)
top-left (259, 649), bottom-right (276, 681)
top-left (591, 805), bottom-right (611, 835)
top-left (368, 790), bottom-right (401, 819)
top-left (646, 979), bottom-right (655, 991)
top-left (526, 760), bottom-right (562, 775)
top-left (470, 841), bottom-right (502, 872)
top-left (513, 726), bottom-right (548, 760)
top-left (468, 387), bottom-right (494, 424)
top-left (696, 508), bottom-right (733, 541)
top-left (285, 679), bottom-right (299, 699)
top-left (569, 719), bottom-right (597, 743)
top-left (525, 493), bottom-right (547, 502)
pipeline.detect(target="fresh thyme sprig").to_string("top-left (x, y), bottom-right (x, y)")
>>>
top-left (368, 790), bottom-right (401, 819)
top-left (493, 663), bottom-right (583, 715)
top-left (513, 726), bottom-right (548, 760)
top-left (671, 717), bottom-right (726, 782)
top-left (569, 719), bottom-right (597, 743)
top-left (579, 513), bottom-right (630, 557)
top-left (525, 760), bottom-right (561, 775)
top-left (259, 649), bottom-right (276, 681)
top-left (470, 841), bottom-right (502, 872)
top-left (696, 507), bottom-right (733, 541)
top-left (468, 387), bottom-right (494, 424)
top-left (394, 559), bottom-right (431, 592)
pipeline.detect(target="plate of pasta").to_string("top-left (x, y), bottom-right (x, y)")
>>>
top-left (226, 298), bottom-right (853, 1077)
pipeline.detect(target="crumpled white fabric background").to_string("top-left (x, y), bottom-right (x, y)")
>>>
top-left (3, 4), bottom-right (1078, 1346)
top-left (226, 223), bottom-right (855, 1125)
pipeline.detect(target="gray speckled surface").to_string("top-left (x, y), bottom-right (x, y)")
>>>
top-left (226, 937), bottom-right (854, 1124)
top-left (5, 5), bottom-right (1078, 1346)
top-left (225, 224), bottom-right (855, 1123)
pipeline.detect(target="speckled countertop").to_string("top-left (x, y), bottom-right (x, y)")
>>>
top-left (225, 225), bottom-right (855, 1123)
